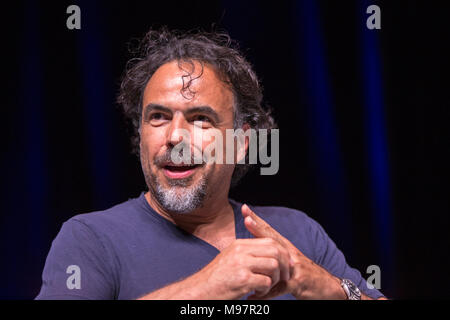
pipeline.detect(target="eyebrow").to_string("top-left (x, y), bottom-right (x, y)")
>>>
top-left (143, 103), bottom-right (171, 120)
top-left (143, 103), bottom-right (221, 123)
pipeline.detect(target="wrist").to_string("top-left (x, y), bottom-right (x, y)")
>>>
top-left (329, 276), bottom-right (348, 300)
top-left (183, 266), bottom-right (223, 299)
top-left (194, 263), bottom-right (242, 300)
top-left (290, 273), bottom-right (347, 300)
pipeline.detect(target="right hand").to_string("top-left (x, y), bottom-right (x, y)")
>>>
top-left (198, 237), bottom-right (292, 300)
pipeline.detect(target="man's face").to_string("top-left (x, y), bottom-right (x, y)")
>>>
top-left (140, 60), bottom-right (235, 214)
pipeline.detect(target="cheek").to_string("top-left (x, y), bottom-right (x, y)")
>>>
top-left (140, 127), bottom-right (167, 159)
top-left (207, 163), bottom-right (235, 185)
top-left (195, 129), bottom-right (228, 160)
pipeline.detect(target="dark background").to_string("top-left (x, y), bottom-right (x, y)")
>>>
top-left (1, 0), bottom-right (449, 299)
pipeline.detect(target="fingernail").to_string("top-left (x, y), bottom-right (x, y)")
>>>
top-left (249, 218), bottom-right (257, 227)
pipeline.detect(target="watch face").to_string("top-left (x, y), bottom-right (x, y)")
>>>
top-left (343, 279), bottom-right (361, 300)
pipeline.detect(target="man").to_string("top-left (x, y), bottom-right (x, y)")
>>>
top-left (36, 28), bottom-right (385, 300)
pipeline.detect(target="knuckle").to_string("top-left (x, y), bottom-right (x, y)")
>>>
top-left (264, 277), bottom-right (272, 288)
top-left (266, 245), bottom-right (278, 256)
top-left (273, 247), bottom-right (282, 259)
top-left (269, 258), bottom-right (279, 270)
top-left (293, 269), bottom-right (304, 282)
top-left (233, 243), bottom-right (244, 253)
top-left (236, 269), bottom-right (250, 282)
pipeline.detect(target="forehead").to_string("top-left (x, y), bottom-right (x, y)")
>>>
top-left (142, 60), bottom-right (234, 113)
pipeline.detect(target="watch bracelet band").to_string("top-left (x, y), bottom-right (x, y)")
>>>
top-left (340, 278), bottom-right (362, 300)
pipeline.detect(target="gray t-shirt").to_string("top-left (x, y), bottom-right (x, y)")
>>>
top-left (36, 192), bottom-right (384, 300)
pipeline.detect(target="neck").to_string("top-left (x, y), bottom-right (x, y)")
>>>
top-left (144, 191), bottom-right (235, 237)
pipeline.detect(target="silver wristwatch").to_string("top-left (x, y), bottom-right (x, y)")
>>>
top-left (340, 279), bottom-right (361, 300)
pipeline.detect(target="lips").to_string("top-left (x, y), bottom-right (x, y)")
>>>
top-left (162, 163), bottom-right (202, 179)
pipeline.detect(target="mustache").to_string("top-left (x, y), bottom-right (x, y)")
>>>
top-left (153, 145), bottom-right (207, 167)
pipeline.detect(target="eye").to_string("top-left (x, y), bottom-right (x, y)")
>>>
top-left (150, 113), bottom-right (164, 120)
top-left (192, 115), bottom-right (214, 128)
top-left (148, 112), bottom-right (169, 125)
top-left (192, 115), bottom-right (212, 123)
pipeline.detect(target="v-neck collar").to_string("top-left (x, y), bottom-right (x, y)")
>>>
top-left (137, 192), bottom-right (252, 255)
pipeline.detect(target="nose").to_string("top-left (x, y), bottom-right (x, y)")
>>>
top-left (166, 111), bottom-right (189, 147)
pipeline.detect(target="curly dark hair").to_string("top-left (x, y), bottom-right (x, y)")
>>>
top-left (117, 27), bottom-right (276, 186)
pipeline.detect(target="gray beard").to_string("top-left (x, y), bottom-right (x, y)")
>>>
top-left (146, 169), bottom-right (208, 214)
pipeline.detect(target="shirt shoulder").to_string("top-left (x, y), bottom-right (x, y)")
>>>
top-left (36, 194), bottom-right (149, 300)
top-left (68, 195), bottom-right (145, 230)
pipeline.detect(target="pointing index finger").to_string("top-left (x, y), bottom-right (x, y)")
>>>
top-left (242, 204), bottom-right (284, 241)
top-left (241, 204), bottom-right (302, 256)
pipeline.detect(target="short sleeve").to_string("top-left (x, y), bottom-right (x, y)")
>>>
top-left (309, 219), bottom-right (386, 299)
top-left (35, 219), bottom-right (117, 300)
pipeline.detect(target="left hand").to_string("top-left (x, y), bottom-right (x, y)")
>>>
top-left (241, 204), bottom-right (347, 300)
